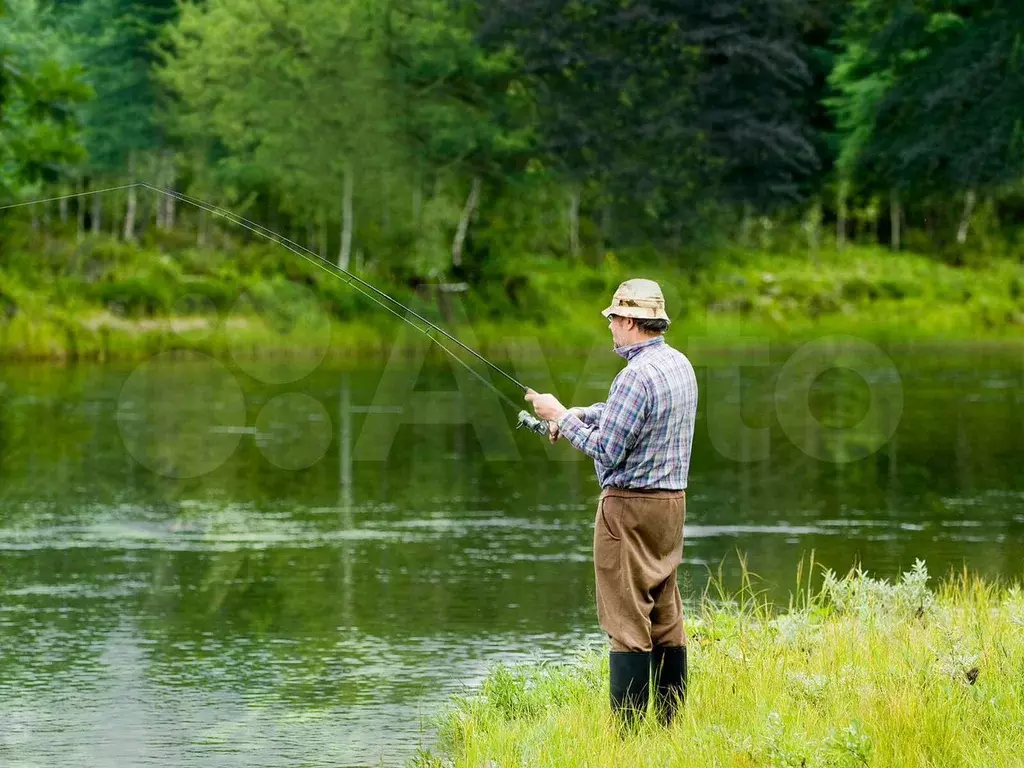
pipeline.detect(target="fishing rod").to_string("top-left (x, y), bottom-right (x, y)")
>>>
top-left (0, 182), bottom-right (552, 438)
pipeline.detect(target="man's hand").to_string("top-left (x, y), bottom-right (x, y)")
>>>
top-left (546, 407), bottom-right (585, 444)
top-left (525, 389), bottom-right (568, 423)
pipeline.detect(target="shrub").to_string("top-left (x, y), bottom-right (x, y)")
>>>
top-left (95, 275), bottom-right (175, 317)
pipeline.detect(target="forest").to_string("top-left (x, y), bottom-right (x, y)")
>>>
top-left (1, 0), bottom-right (1023, 357)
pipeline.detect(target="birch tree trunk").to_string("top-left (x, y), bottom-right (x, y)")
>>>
top-left (956, 189), bottom-right (977, 245)
top-left (123, 181), bottom-right (138, 241)
top-left (320, 208), bottom-right (328, 258)
top-left (739, 203), bottom-right (754, 248)
top-left (890, 190), bottom-right (901, 252)
top-left (110, 191), bottom-right (120, 237)
top-left (92, 190), bottom-right (103, 235)
top-left (165, 182), bottom-right (176, 230)
top-left (198, 209), bottom-right (208, 247)
top-left (155, 158), bottom-right (166, 231)
top-left (451, 176), bottom-right (481, 268)
top-left (806, 203), bottom-right (820, 262)
top-left (568, 187), bottom-right (580, 259)
top-left (338, 165), bottom-right (354, 270)
top-left (156, 152), bottom-right (176, 230)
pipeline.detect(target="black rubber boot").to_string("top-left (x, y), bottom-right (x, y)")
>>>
top-left (609, 650), bottom-right (651, 729)
top-left (651, 645), bottom-right (687, 726)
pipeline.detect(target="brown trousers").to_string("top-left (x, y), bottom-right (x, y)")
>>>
top-left (594, 488), bottom-right (687, 652)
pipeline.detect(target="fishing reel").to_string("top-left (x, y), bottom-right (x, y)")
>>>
top-left (516, 410), bottom-right (551, 438)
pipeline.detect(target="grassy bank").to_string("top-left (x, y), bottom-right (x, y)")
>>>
top-left (0, 231), bottom-right (1023, 361)
top-left (414, 561), bottom-right (1024, 768)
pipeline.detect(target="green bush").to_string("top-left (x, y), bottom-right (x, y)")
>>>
top-left (176, 276), bottom-right (237, 311)
top-left (0, 232), bottom-right (1023, 359)
top-left (841, 277), bottom-right (880, 302)
top-left (0, 289), bottom-right (18, 321)
top-left (95, 275), bottom-right (176, 317)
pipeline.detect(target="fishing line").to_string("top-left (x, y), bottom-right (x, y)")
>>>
top-left (146, 183), bottom-right (530, 394)
top-left (0, 182), bottom-right (143, 210)
top-left (138, 184), bottom-right (525, 409)
top-left (0, 182), bottom-right (528, 411)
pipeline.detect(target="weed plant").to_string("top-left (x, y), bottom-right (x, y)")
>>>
top-left (413, 558), bottom-right (1024, 768)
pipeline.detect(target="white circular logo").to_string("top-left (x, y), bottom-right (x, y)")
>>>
top-left (227, 285), bottom-right (331, 384)
top-left (774, 336), bottom-right (903, 463)
top-left (116, 353), bottom-right (247, 478)
top-left (255, 393), bottom-right (333, 470)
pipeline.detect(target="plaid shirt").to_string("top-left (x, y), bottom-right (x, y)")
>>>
top-left (557, 335), bottom-right (697, 490)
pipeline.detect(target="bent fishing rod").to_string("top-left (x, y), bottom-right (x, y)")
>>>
top-left (0, 182), bottom-right (552, 438)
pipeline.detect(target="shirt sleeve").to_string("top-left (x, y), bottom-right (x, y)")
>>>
top-left (558, 368), bottom-right (649, 467)
top-left (581, 403), bottom-right (605, 425)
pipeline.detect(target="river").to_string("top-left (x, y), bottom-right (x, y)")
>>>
top-left (1, 342), bottom-right (1022, 766)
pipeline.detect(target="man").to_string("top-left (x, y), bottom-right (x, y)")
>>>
top-left (525, 278), bottom-right (698, 728)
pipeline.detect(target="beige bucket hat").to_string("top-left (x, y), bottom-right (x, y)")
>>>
top-left (601, 278), bottom-right (670, 321)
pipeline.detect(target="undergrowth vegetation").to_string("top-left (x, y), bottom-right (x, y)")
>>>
top-left (412, 559), bottom-right (1024, 768)
top-left (0, 229), bottom-right (1022, 360)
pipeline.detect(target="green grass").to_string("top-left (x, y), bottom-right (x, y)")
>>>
top-left (413, 559), bottom-right (1024, 768)
top-left (0, 232), bottom-right (1022, 360)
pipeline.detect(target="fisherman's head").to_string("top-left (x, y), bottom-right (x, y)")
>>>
top-left (601, 278), bottom-right (670, 348)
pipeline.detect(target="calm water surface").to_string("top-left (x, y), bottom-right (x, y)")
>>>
top-left (1, 343), bottom-right (1022, 766)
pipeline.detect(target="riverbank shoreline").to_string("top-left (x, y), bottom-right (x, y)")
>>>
top-left (414, 561), bottom-right (1024, 768)
top-left (1, 236), bottom-right (1022, 362)
top-left (1, 312), bottom-right (1021, 364)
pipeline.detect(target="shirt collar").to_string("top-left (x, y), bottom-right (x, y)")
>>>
top-left (615, 334), bottom-right (664, 361)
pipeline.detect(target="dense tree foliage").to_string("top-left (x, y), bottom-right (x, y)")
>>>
top-left (58, 0), bottom-right (176, 172)
top-left (833, 0), bottom-right (1024, 197)
top-left (2, 0), bottom-right (1023, 274)
top-left (482, 0), bottom-right (820, 232)
top-left (0, 0), bottom-right (89, 192)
